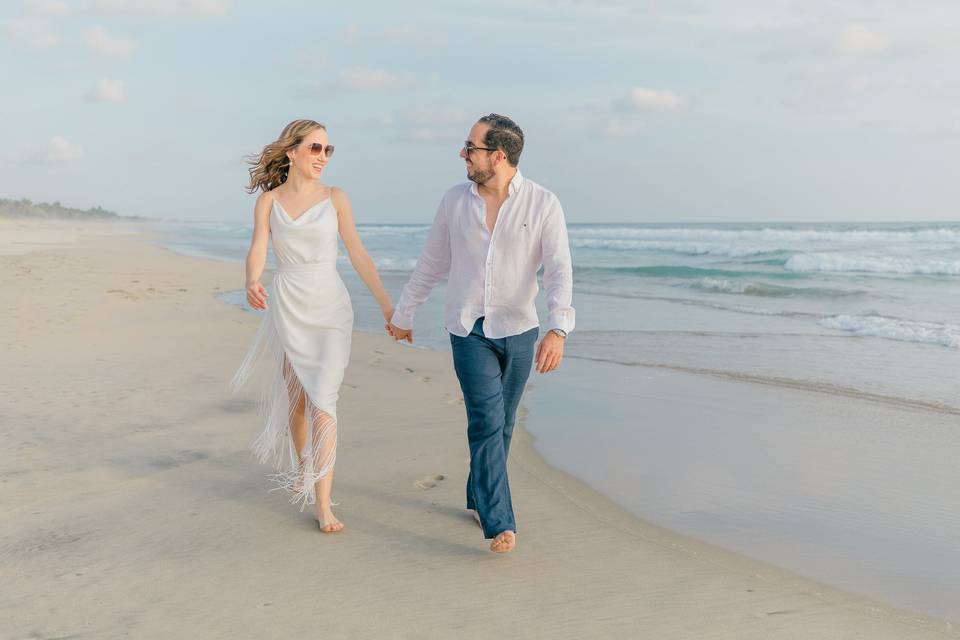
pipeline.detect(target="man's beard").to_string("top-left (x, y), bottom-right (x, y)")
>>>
top-left (467, 166), bottom-right (495, 185)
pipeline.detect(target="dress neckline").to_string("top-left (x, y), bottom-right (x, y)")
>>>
top-left (273, 196), bottom-right (333, 223)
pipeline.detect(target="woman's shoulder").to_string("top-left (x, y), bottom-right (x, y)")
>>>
top-left (328, 185), bottom-right (349, 205)
top-left (257, 188), bottom-right (279, 205)
top-left (253, 190), bottom-right (280, 222)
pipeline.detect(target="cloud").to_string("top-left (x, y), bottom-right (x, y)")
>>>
top-left (83, 26), bottom-right (135, 56)
top-left (2, 19), bottom-right (60, 50)
top-left (93, 0), bottom-right (229, 16)
top-left (276, 46), bottom-right (329, 71)
top-left (26, 0), bottom-right (71, 16)
top-left (341, 24), bottom-right (447, 50)
top-left (601, 118), bottom-right (646, 138)
top-left (746, 20), bottom-right (898, 62)
top-left (399, 106), bottom-right (470, 127)
top-left (617, 87), bottom-right (684, 112)
top-left (601, 87), bottom-right (685, 136)
top-left (85, 78), bottom-right (126, 102)
top-left (351, 105), bottom-right (471, 142)
top-left (402, 107), bottom-right (470, 143)
top-left (835, 24), bottom-right (889, 56)
top-left (314, 67), bottom-right (421, 94)
top-left (46, 136), bottom-right (84, 162)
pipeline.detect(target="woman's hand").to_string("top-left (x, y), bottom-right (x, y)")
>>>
top-left (381, 306), bottom-right (395, 336)
top-left (246, 280), bottom-right (269, 310)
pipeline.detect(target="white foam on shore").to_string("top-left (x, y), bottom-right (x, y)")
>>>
top-left (696, 277), bottom-right (751, 293)
top-left (787, 253), bottom-right (960, 275)
top-left (819, 314), bottom-right (960, 349)
top-left (570, 237), bottom-right (787, 257)
top-left (568, 225), bottom-right (960, 264)
top-left (370, 257), bottom-right (418, 271)
top-left (568, 225), bottom-right (960, 244)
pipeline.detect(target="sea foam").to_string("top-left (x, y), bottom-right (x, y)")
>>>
top-left (786, 253), bottom-right (960, 276)
top-left (818, 314), bottom-right (960, 349)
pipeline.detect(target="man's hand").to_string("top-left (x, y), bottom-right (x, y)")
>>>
top-left (388, 322), bottom-right (413, 343)
top-left (535, 331), bottom-right (564, 373)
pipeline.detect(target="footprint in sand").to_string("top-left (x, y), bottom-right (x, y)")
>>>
top-left (404, 367), bottom-right (415, 373)
top-left (415, 474), bottom-right (445, 489)
top-left (416, 376), bottom-right (431, 383)
top-left (107, 288), bottom-right (141, 301)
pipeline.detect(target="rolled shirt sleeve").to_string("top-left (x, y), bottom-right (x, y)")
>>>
top-left (540, 195), bottom-right (576, 335)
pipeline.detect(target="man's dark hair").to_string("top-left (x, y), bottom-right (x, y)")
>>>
top-left (478, 113), bottom-right (524, 167)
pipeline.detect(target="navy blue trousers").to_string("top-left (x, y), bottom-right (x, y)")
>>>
top-left (450, 318), bottom-right (538, 539)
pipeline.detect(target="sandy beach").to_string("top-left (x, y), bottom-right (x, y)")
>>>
top-left (2, 218), bottom-right (957, 639)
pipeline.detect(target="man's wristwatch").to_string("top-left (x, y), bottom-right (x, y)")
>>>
top-left (549, 328), bottom-right (567, 339)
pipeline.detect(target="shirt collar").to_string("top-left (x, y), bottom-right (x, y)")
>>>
top-left (508, 169), bottom-right (524, 195)
top-left (469, 169), bottom-right (524, 197)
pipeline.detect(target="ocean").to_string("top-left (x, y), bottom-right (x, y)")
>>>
top-left (151, 219), bottom-right (960, 620)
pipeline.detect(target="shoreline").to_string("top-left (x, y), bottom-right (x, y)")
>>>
top-left (2, 218), bottom-right (957, 638)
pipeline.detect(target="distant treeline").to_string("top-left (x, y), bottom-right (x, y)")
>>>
top-left (0, 198), bottom-right (137, 219)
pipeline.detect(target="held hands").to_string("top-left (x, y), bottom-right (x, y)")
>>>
top-left (388, 322), bottom-right (413, 343)
top-left (246, 280), bottom-right (268, 310)
top-left (381, 306), bottom-right (413, 343)
top-left (535, 330), bottom-right (565, 373)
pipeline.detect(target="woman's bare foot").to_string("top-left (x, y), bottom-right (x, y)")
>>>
top-left (318, 519), bottom-right (344, 533)
top-left (316, 506), bottom-right (344, 533)
top-left (490, 530), bottom-right (516, 553)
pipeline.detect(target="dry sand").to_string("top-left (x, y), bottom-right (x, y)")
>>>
top-left (1, 218), bottom-right (957, 639)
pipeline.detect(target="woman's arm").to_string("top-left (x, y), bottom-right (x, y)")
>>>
top-left (332, 187), bottom-right (393, 322)
top-left (244, 192), bottom-right (272, 310)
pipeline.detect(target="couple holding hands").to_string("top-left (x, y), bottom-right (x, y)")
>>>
top-left (232, 113), bottom-right (574, 554)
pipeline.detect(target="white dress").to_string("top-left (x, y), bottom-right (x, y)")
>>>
top-left (230, 196), bottom-right (353, 508)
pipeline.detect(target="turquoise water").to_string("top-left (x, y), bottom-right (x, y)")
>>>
top-left (155, 220), bottom-right (960, 407)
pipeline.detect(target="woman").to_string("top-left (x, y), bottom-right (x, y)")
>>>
top-left (231, 119), bottom-right (394, 533)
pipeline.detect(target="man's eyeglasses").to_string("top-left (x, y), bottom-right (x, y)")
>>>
top-left (463, 142), bottom-right (496, 155)
top-left (307, 143), bottom-right (335, 157)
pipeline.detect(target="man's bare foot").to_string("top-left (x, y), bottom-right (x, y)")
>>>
top-left (466, 508), bottom-right (482, 529)
top-left (316, 507), bottom-right (344, 533)
top-left (490, 530), bottom-right (516, 553)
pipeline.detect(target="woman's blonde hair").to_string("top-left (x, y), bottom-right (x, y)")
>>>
top-left (245, 119), bottom-right (326, 194)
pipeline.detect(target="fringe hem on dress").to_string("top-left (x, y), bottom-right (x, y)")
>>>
top-left (230, 311), bottom-right (338, 511)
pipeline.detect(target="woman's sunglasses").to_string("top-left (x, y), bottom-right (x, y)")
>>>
top-left (307, 143), bottom-right (335, 158)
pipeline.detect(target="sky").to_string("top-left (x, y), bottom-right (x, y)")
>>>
top-left (2, 0), bottom-right (958, 223)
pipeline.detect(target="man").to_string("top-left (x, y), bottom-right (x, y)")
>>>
top-left (389, 113), bottom-right (575, 554)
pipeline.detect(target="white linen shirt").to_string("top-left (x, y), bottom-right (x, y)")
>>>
top-left (391, 170), bottom-right (575, 339)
